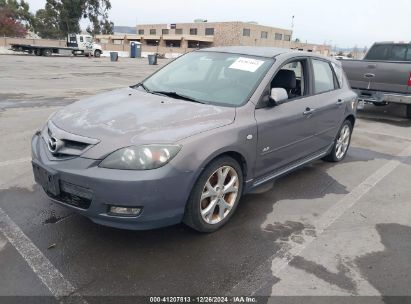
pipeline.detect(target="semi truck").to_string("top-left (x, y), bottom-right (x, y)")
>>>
top-left (341, 42), bottom-right (411, 118)
top-left (10, 34), bottom-right (103, 58)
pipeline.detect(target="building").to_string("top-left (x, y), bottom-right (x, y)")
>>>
top-left (95, 21), bottom-right (331, 57)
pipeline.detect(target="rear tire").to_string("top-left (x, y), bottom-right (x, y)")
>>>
top-left (323, 120), bottom-right (353, 163)
top-left (183, 156), bottom-right (243, 233)
top-left (406, 105), bottom-right (411, 119)
top-left (42, 49), bottom-right (52, 56)
top-left (94, 50), bottom-right (101, 58)
top-left (34, 49), bottom-right (42, 56)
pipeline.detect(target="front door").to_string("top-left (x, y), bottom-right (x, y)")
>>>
top-left (254, 58), bottom-right (322, 179)
top-left (254, 95), bottom-right (321, 179)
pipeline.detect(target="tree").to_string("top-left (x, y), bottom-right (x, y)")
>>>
top-left (0, 7), bottom-right (26, 37)
top-left (0, 0), bottom-right (34, 37)
top-left (34, 0), bottom-right (113, 38)
top-left (34, 5), bottom-right (61, 39)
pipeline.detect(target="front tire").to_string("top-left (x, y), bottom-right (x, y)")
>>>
top-left (323, 120), bottom-right (353, 162)
top-left (183, 156), bottom-right (243, 233)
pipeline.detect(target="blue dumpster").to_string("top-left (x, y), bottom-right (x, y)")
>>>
top-left (130, 42), bottom-right (142, 58)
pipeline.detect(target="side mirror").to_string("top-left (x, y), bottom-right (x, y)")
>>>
top-left (269, 88), bottom-right (288, 106)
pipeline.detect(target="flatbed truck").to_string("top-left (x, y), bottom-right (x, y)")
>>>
top-left (10, 34), bottom-right (103, 57)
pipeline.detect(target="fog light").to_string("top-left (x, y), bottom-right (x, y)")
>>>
top-left (109, 206), bottom-right (142, 217)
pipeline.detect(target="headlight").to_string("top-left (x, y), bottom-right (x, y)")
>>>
top-left (99, 145), bottom-right (182, 170)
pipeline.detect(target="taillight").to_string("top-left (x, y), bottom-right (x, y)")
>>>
top-left (408, 73), bottom-right (411, 86)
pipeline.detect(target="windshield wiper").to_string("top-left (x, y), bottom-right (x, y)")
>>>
top-left (150, 91), bottom-right (207, 104)
top-left (135, 82), bottom-right (151, 93)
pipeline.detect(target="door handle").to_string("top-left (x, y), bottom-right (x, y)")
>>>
top-left (303, 108), bottom-right (316, 116)
top-left (364, 73), bottom-right (375, 78)
top-left (337, 99), bottom-right (344, 105)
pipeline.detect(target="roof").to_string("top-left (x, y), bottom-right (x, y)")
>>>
top-left (201, 46), bottom-right (337, 63)
top-left (201, 46), bottom-right (296, 58)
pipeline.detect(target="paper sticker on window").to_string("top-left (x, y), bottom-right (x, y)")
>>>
top-left (229, 57), bottom-right (265, 72)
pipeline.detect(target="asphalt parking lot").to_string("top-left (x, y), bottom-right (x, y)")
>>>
top-left (1, 54), bottom-right (411, 303)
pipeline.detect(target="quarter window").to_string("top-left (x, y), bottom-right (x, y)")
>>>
top-left (312, 59), bottom-right (336, 94)
top-left (243, 28), bottom-right (251, 37)
top-left (331, 62), bottom-right (343, 88)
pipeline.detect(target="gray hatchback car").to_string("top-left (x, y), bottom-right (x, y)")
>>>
top-left (31, 47), bottom-right (358, 232)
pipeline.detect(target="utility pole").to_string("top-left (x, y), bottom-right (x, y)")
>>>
top-left (291, 15), bottom-right (295, 40)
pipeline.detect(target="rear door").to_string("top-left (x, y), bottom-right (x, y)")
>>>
top-left (308, 58), bottom-right (348, 148)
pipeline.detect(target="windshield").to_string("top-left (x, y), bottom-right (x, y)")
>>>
top-left (141, 51), bottom-right (274, 106)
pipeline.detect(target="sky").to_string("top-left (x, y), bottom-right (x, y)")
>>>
top-left (26, 0), bottom-right (411, 48)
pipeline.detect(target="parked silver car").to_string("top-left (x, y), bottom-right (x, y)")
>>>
top-left (31, 47), bottom-right (358, 232)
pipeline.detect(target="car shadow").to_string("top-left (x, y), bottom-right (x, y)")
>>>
top-left (356, 224), bottom-right (411, 304)
top-left (357, 103), bottom-right (411, 127)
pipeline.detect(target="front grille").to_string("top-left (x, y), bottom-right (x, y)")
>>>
top-left (46, 181), bottom-right (93, 210)
top-left (42, 120), bottom-right (100, 159)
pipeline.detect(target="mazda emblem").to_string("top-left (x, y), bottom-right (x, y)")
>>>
top-left (48, 137), bottom-right (63, 154)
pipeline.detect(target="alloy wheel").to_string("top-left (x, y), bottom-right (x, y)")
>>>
top-left (336, 124), bottom-right (351, 159)
top-left (200, 166), bottom-right (240, 225)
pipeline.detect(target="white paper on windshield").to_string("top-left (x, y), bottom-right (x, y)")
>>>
top-left (229, 57), bottom-right (265, 72)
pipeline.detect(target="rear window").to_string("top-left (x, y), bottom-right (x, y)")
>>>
top-left (312, 59), bottom-right (336, 94)
top-left (365, 44), bottom-right (411, 61)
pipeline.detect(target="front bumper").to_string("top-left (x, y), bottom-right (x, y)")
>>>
top-left (353, 89), bottom-right (411, 105)
top-left (31, 133), bottom-right (195, 230)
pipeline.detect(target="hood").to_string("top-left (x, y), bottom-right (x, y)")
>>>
top-left (51, 87), bottom-right (235, 159)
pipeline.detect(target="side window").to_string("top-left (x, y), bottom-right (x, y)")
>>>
top-left (407, 45), bottom-right (411, 61)
top-left (331, 62), bottom-right (343, 88)
top-left (365, 44), bottom-right (391, 60)
top-left (271, 60), bottom-right (307, 100)
top-left (388, 45), bottom-right (408, 61)
top-left (80, 36), bottom-right (83, 42)
top-left (312, 59), bottom-right (336, 94)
